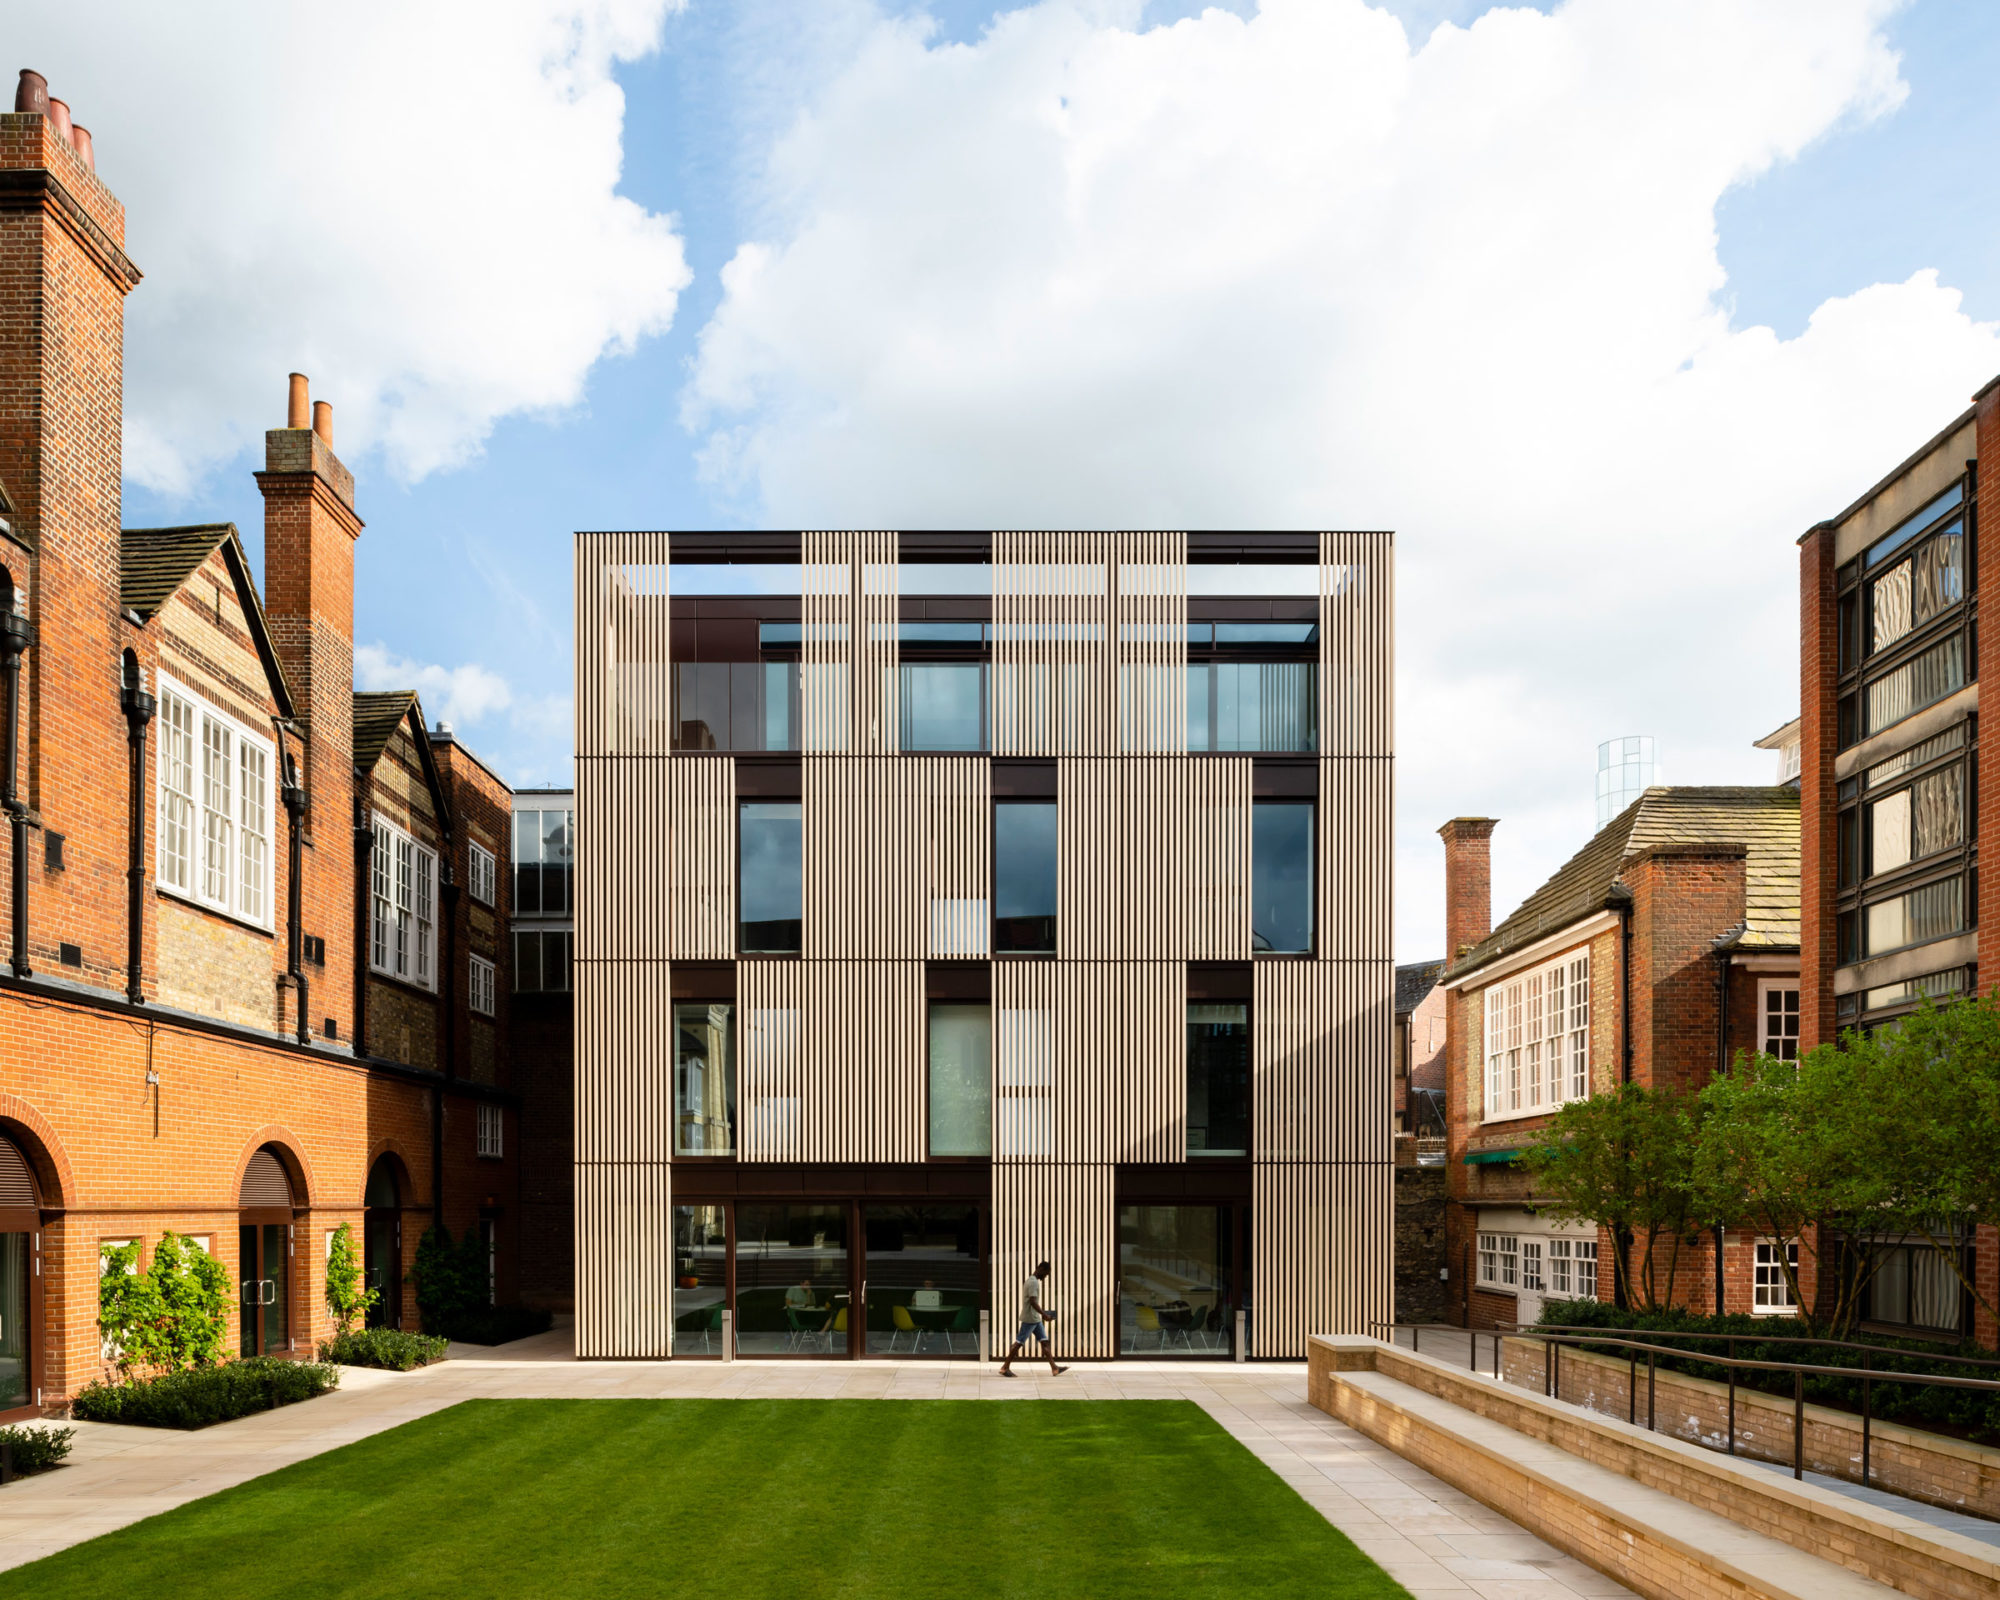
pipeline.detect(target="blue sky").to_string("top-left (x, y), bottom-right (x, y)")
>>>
top-left (91, 0), bottom-right (2000, 953)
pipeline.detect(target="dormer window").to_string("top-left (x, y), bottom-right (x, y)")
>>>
top-left (370, 814), bottom-right (437, 990)
top-left (155, 674), bottom-right (274, 929)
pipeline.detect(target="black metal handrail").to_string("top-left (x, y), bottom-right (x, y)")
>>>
top-left (1369, 1320), bottom-right (2000, 1489)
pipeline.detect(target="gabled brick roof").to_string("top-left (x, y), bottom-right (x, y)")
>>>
top-left (353, 690), bottom-right (454, 840)
top-left (1445, 786), bottom-right (1800, 984)
top-left (121, 523), bottom-right (295, 719)
top-left (1394, 960), bottom-right (1443, 1016)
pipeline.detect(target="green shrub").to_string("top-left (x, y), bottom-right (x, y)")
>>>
top-left (319, 1328), bottom-right (447, 1371)
top-left (70, 1359), bottom-right (339, 1430)
top-left (0, 1424), bottom-right (73, 1477)
top-left (324, 1221), bottom-right (377, 1337)
top-left (1532, 1299), bottom-right (2000, 1441)
top-left (411, 1225), bottom-right (483, 1336)
top-left (97, 1232), bottom-right (233, 1379)
top-left (443, 1305), bottom-right (553, 1347)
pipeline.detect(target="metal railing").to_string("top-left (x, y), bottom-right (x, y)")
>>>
top-left (1372, 1320), bottom-right (2000, 1489)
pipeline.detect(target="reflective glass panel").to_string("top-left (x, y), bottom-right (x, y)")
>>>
top-left (734, 1204), bottom-right (850, 1356)
top-left (863, 1205), bottom-right (980, 1358)
top-left (673, 661), bottom-right (800, 751)
top-left (740, 802), bottom-right (803, 953)
top-left (1120, 1206), bottom-right (1230, 1357)
top-left (1863, 875), bottom-right (1964, 957)
top-left (673, 1205), bottom-right (728, 1356)
top-left (1864, 634), bottom-right (1965, 736)
top-left (1252, 802), bottom-right (1314, 954)
top-left (899, 663), bottom-right (987, 751)
top-left (1196, 662), bottom-right (1317, 752)
top-left (1187, 1003), bottom-right (1249, 1156)
top-left (929, 1003), bottom-right (991, 1156)
top-left (994, 801), bottom-right (1057, 953)
top-left (0, 1233), bottom-right (25, 1408)
top-left (674, 1002), bottom-right (735, 1155)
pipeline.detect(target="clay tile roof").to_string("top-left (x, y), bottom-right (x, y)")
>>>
top-left (353, 691), bottom-right (419, 775)
top-left (1395, 960), bottom-right (1443, 1016)
top-left (1444, 786), bottom-right (1799, 984)
top-left (121, 523), bottom-right (295, 719)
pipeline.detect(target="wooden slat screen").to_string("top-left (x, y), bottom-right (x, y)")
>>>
top-left (1320, 531), bottom-right (1393, 758)
top-left (576, 755), bottom-right (733, 961)
top-left (1318, 756), bottom-right (1391, 961)
top-left (575, 532), bottom-right (673, 759)
top-left (1251, 1162), bottom-right (1393, 1355)
top-left (802, 531), bottom-right (899, 754)
top-left (575, 1162), bottom-right (672, 1358)
top-left (991, 1162), bottom-right (1117, 1359)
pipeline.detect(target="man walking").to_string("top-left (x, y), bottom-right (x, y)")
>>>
top-left (1000, 1259), bottom-right (1066, 1377)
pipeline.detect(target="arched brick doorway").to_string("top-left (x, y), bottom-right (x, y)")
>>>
top-left (0, 1132), bottom-right (42, 1417)
top-left (239, 1146), bottom-right (299, 1357)
top-left (363, 1154), bottom-right (407, 1330)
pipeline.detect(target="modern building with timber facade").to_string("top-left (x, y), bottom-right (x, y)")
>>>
top-left (1799, 373), bottom-right (1999, 1346)
top-left (572, 529), bottom-right (1393, 1361)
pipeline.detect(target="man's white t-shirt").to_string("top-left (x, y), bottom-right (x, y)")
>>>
top-left (1019, 1275), bottom-right (1044, 1327)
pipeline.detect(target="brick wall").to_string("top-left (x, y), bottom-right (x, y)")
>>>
top-left (1393, 1165), bottom-right (1447, 1323)
top-left (1624, 844), bottom-right (1745, 1096)
top-left (1797, 524), bottom-right (1838, 1052)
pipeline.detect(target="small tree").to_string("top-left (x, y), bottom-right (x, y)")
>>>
top-left (149, 1232), bottom-right (233, 1370)
top-left (97, 1240), bottom-right (165, 1378)
top-left (324, 1221), bottom-right (377, 1336)
top-left (1521, 1083), bottom-right (1709, 1311)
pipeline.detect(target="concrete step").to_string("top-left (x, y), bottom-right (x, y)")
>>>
top-left (1335, 1366), bottom-right (1903, 1600)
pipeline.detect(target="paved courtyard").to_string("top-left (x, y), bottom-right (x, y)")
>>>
top-left (0, 1331), bottom-right (1634, 1598)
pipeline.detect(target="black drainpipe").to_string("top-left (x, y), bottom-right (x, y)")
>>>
top-left (1607, 882), bottom-right (1634, 1309)
top-left (1710, 924), bottom-right (1745, 1318)
top-left (120, 662), bottom-right (156, 1002)
top-left (435, 848), bottom-right (458, 1241)
top-left (278, 740), bottom-right (308, 1045)
top-left (0, 593), bottom-right (32, 978)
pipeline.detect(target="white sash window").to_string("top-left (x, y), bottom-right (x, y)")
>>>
top-left (156, 677), bottom-right (274, 928)
top-left (370, 815), bottom-right (438, 990)
top-left (1482, 948), bottom-right (1591, 1120)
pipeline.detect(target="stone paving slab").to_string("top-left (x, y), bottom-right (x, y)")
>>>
top-left (0, 1334), bottom-right (1636, 1597)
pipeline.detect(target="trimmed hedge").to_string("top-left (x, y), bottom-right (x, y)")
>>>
top-left (443, 1305), bottom-right (553, 1347)
top-left (0, 1423), bottom-right (73, 1477)
top-left (319, 1328), bottom-right (448, 1371)
top-left (70, 1359), bottom-right (339, 1430)
top-left (1533, 1299), bottom-right (2000, 1441)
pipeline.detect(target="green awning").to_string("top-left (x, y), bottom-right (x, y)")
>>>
top-left (1464, 1149), bottom-right (1520, 1165)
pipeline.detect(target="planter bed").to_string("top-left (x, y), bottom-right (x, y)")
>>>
top-left (70, 1359), bottom-right (339, 1430)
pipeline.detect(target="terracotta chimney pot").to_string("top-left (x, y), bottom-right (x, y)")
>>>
top-left (68, 125), bottom-right (92, 171)
top-left (287, 373), bottom-right (309, 430)
top-left (312, 401), bottom-right (333, 448)
top-left (46, 97), bottom-right (70, 144)
top-left (14, 71), bottom-right (47, 115)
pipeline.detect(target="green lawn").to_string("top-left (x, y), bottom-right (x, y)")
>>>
top-left (3, 1399), bottom-right (1409, 1599)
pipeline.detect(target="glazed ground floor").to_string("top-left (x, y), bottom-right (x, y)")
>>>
top-left (581, 1159), bottom-right (1394, 1361)
top-left (0, 981), bottom-right (521, 1414)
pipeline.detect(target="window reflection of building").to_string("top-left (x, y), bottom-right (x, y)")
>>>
top-left (674, 1002), bottom-right (735, 1156)
top-left (1118, 1206), bottom-right (1232, 1357)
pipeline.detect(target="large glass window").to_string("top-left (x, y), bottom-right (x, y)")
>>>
top-left (674, 1002), bottom-right (735, 1155)
top-left (994, 801), bottom-right (1057, 953)
top-left (1188, 662), bottom-right (1316, 752)
top-left (899, 663), bottom-right (989, 751)
top-left (512, 806), bottom-right (574, 916)
top-left (929, 1003), bottom-right (991, 1156)
top-left (1481, 950), bottom-right (1590, 1117)
top-left (673, 1205), bottom-right (728, 1356)
top-left (674, 661), bottom-right (800, 752)
top-left (734, 1204), bottom-right (850, 1356)
top-left (1861, 875), bottom-right (1964, 958)
top-left (155, 678), bottom-right (276, 926)
top-left (1119, 1206), bottom-right (1230, 1357)
top-left (1187, 1003), bottom-right (1248, 1156)
top-left (739, 801), bottom-right (803, 954)
top-left (863, 1205), bottom-right (981, 1357)
top-left (1864, 634), bottom-right (1965, 737)
top-left (512, 929), bottom-right (572, 993)
top-left (1251, 801), bottom-right (1313, 954)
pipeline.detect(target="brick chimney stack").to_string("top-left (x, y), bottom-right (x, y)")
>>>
top-left (1438, 817), bottom-right (1498, 959)
top-left (258, 373), bottom-right (363, 1045)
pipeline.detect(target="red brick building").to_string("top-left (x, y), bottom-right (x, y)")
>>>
top-left (1394, 960), bottom-right (1445, 1137)
top-left (1798, 375), bottom-right (1999, 1348)
top-left (1435, 788), bottom-right (1800, 1330)
top-left (0, 84), bottom-right (525, 1415)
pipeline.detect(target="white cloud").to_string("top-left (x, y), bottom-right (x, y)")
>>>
top-left (18, 0), bottom-right (691, 494)
top-left (683, 0), bottom-right (2000, 956)
top-left (355, 644), bottom-right (515, 727)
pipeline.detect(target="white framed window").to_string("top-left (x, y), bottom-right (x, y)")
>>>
top-left (477, 1102), bottom-right (503, 1160)
top-left (1477, 1232), bottom-right (1519, 1289)
top-left (1548, 1237), bottom-right (1598, 1300)
top-left (1754, 1239), bottom-right (1798, 1315)
top-left (469, 954), bottom-right (496, 1017)
top-left (155, 677), bottom-right (275, 928)
top-left (1520, 1239), bottom-right (1545, 1294)
top-left (1483, 948), bottom-right (1590, 1120)
top-left (468, 841), bottom-right (497, 907)
top-left (1759, 982), bottom-right (1801, 1062)
top-left (369, 815), bottom-right (438, 990)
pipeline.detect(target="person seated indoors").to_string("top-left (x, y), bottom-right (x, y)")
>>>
top-left (784, 1278), bottom-right (815, 1311)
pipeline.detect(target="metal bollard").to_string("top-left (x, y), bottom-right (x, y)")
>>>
top-left (979, 1309), bottom-right (990, 1363)
top-left (1235, 1310), bottom-right (1247, 1363)
top-left (720, 1309), bottom-right (735, 1363)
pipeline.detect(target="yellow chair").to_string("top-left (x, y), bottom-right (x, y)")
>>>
top-left (1135, 1304), bottom-right (1163, 1352)
top-left (891, 1303), bottom-right (921, 1354)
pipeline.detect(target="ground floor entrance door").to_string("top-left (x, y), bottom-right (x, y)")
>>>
top-left (733, 1202), bottom-right (851, 1356)
top-left (239, 1222), bottom-right (291, 1357)
top-left (364, 1211), bottom-right (401, 1329)
top-left (860, 1205), bottom-right (983, 1358)
top-left (0, 1230), bottom-right (31, 1412)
